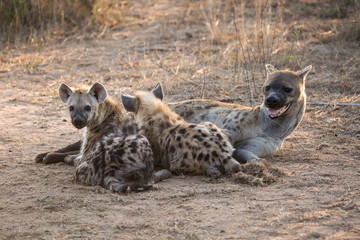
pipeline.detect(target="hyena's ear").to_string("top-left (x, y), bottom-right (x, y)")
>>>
top-left (88, 82), bottom-right (107, 103)
top-left (265, 64), bottom-right (277, 76)
top-left (59, 83), bottom-right (73, 103)
top-left (121, 94), bottom-right (138, 113)
top-left (152, 83), bottom-right (163, 100)
top-left (297, 65), bottom-right (312, 80)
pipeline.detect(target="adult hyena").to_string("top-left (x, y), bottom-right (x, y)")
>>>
top-left (36, 64), bottom-right (312, 165)
top-left (121, 83), bottom-right (243, 178)
top-left (58, 82), bottom-right (170, 193)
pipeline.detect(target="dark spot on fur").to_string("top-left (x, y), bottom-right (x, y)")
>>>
top-left (184, 152), bottom-right (188, 159)
top-left (203, 142), bottom-right (211, 148)
top-left (193, 135), bottom-right (203, 142)
top-left (189, 124), bottom-right (196, 128)
top-left (107, 139), bottom-right (113, 145)
top-left (212, 151), bottom-right (219, 158)
top-left (169, 125), bottom-right (180, 134)
top-left (131, 148), bottom-right (137, 153)
top-left (240, 117), bottom-right (245, 122)
top-left (243, 112), bottom-right (249, 116)
top-left (170, 146), bottom-right (175, 152)
top-left (197, 153), bottom-right (203, 161)
top-left (222, 119), bottom-right (227, 125)
top-left (181, 161), bottom-right (186, 167)
top-left (178, 143), bottom-right (183, 148)
top-left (192, 152), bottom-right (197, 159)
top-left (179, 128), bottom-right (186, 134)
top-left (129, 141), bottom-right (137, 149)
top-left (216, 133), bottom-right (223, 140)
top-left (115, 149), bottom-right (125, 157)
top-left (185, 110), bottom-right (194, 117)
top-left (128, 157), bottom-right (135, 162)
top-left (204, 105), bottom-right (216, 109)
top-left (176, 136), bottom-right (181, 141)
top-left (160, 122), bottom-right (171, 130)
top-left (210, 128), bottom-right (217, 132)
top-left (204, 154), bottom-right (210, 162)
top-left (235, 112), bottom-right (241, 119)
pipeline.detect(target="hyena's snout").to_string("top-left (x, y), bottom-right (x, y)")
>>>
top-left (71, 114), bottom-right (88, 129)
top-left (265, 94), bottom-right (285, 109)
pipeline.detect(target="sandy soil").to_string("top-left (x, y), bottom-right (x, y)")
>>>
top-left (1, 1), bottom-right (359, 239)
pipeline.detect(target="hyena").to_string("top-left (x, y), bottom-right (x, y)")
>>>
top-left (169, 64), bottom-right (312, 163)
top-left (36, 64), bottom-right (311, 165)
top-left (57, 82), bottom-right (170, 193)
top-left (121, 83), bottom-right (242, 178)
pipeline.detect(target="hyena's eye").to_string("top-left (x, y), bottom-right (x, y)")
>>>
top-left (84, 105), bottom-right (91, 111)
top-left (265, 86), bottom-right (271, 91)
top-left (69, 106), bottom-right (74, 111)
top-left (283, 87), bottom-right (292, 93)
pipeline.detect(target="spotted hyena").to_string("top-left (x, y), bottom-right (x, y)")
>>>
top-left (57, 82), bottom-right (171, 193)
top-left (169, 64), bottom-right (312, 163)
top-left (36, 64), bottom-right (312, 165)
top-left (121, 83), bottom-right (242, 178)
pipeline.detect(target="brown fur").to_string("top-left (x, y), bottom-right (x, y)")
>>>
top-left (57, 82), bottom-right (170, 193)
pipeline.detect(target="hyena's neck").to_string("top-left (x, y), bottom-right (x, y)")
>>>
top-left (139, 103), bottom-right (179, 148)
top-left (82, 97), bottom-right (127, 154)
top-left (88, 98), bottom-right (126, 131)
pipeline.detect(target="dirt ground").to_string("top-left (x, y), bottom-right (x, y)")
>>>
top-left (1, 1), bottom-right (359, 239)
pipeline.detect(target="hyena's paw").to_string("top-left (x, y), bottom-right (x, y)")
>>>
top-left (109, 181), bottom-right (152, 193)
top-left (64, 154), bottom-right (79, 165)
top-left (206, 165), bottom-right (222, 179)
top-left (151, 169), bottom-right (172, 183)
top-left (42, 152), bottom-right (66, 164)
top-left (232, 149), bottom-right (260, 164)
top-left (35, 152), bottom-right (49, 163)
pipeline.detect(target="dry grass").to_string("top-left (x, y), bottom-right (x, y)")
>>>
top-left (0, 1), bottom-right (359, 239)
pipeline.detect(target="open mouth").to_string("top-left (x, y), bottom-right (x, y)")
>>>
top-left (267, 103), bottom-right (291, 119)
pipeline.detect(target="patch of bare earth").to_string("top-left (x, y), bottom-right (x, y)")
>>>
top-left (0, 1), bottom-right (359, 239)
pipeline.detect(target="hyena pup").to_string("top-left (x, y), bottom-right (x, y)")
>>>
top-left (121, 83), bottom-right (242, 178)
top-left (58, 82), bottom-right (170, 193)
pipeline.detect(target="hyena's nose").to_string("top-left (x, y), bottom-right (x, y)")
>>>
top-left (266, 96), bottom-right (279, 107)
top-left (72, 117), bottom-right (85, 129)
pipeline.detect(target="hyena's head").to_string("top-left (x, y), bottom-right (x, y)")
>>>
top-left (262, 64), bottom-right (312, 119)
top-left (120, 83), bottom-right (164, 125)
top-left (58, 82), bottom-right (108, 129)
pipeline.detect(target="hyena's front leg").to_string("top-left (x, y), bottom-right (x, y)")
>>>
top-left (232, 149), bottom-right (259, 163)
top-left (232, 137), bottom-right (281, 163)
top-left (35, 140), bottom-right (82, 164)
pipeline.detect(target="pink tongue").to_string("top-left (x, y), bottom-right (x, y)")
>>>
top-left (268, 109), bottom-right (278, 116)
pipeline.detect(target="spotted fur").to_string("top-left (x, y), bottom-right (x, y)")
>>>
top-left (36, 64), bottom-right (311, 166)
top-left (169, 65), bottom-right (312, 163)
top-left (121, 84), bottom-right (242, 177)
top-left (58, 82), bottom-right (170, 193)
